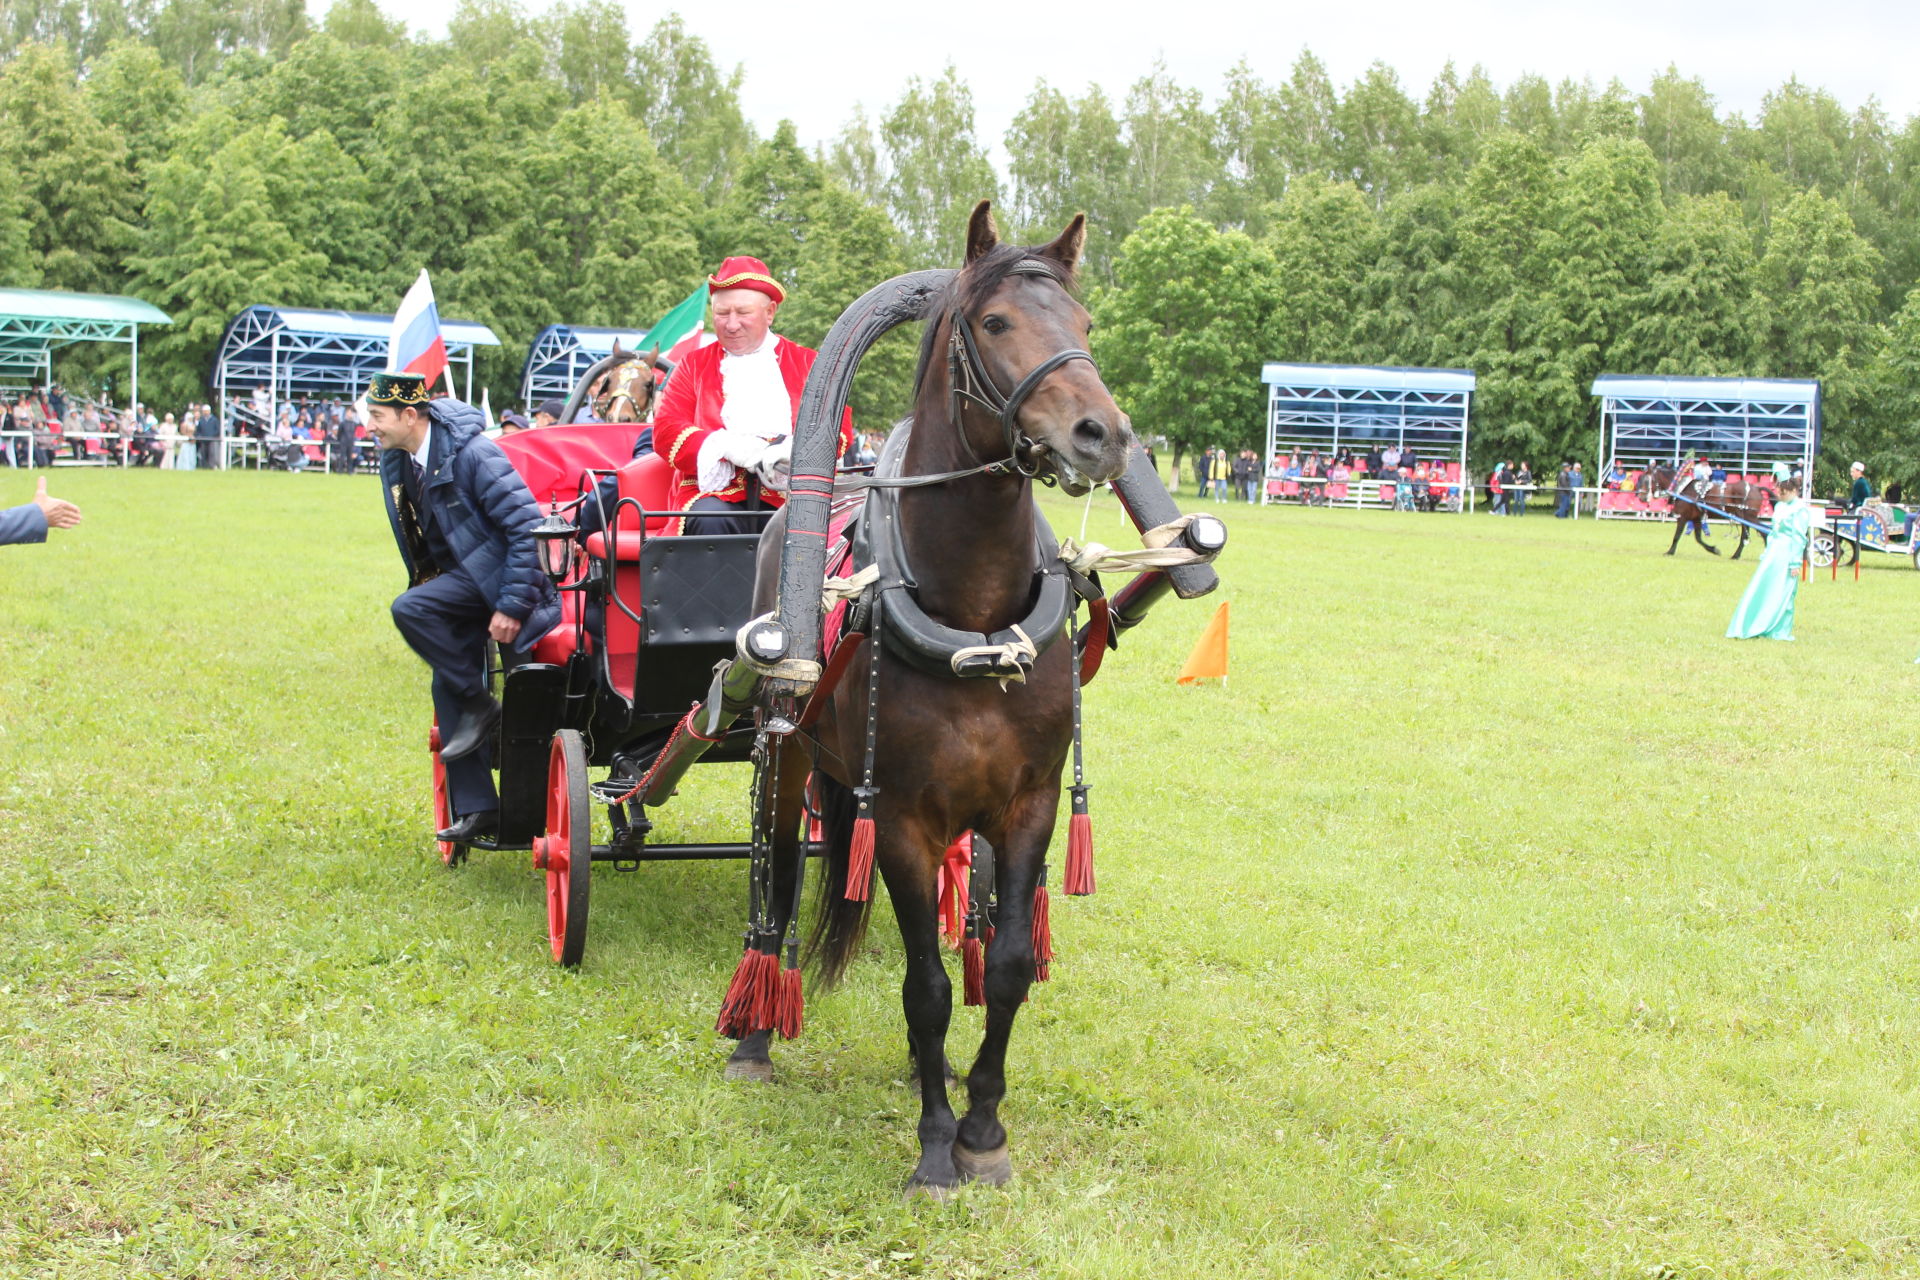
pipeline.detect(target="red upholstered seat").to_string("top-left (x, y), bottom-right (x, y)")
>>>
top-left (528, 579), bottom-right (587, 665)
top-left (496, 422), bottom-right (641, 507)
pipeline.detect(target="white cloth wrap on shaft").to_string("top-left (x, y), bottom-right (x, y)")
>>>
top-left (697, 336), bottom-right (794, 494)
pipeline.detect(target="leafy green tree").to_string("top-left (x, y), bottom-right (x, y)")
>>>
top-left (1541, 137), bottom-right (1662, 391)
top-left (1119, 58), bottom-right (1213, 219)
top-left (1209, 61), bottom-right (1285, 232)
top-left (629, 15), bottom-right (752, 204)
top-left (133, 113), bottom-right (330, 405)
top-left (1272, 50), bottom-right (1339, 178)
top-left (0, 181), bottom-right (40, 288)
top-left (0, 42), bottom-right (138, 293)
top-left (321, 0), bottom-right (408, 47)
top-left (1005, 81), bottom-right (1128, 278)
top-left (82, 39), bottom-right (189, 180)
top-left (3, 0), bottom-right (136, 63)
top-left (542, 0), bottom-right (632, 105)
top-left (1637, 66), bottom-right (1733, 197)
top-left (1093, 206), bottom-right (1276, 470)
top-left (1335, 61), bottom-right (1421, 205)
top-left (1348, 183), bottom-right (1467, 368)
top-left (1419, 61), bottom-right (1502, 181)
top-left (445, 0), bottom-right (535, 65)
top-left (1753, 187), bottom-right (1882, 442)
top-left (146, 0), bottom-right (310, 84)
top-left (1614, 192), bottom-right (1758, 376)
top-left (1263, 175), bottom-right (1376, 362)
top-left (249, 31), bottom-right (403, 156)
top-left (878, 65), bottom-right (998, 268)
top-left (1503, 74), bottom-right (1555, 143)
top-left (1857, 287), bottom-right (1920, 492)
top-left (826, 105), bottom-right (884, 206)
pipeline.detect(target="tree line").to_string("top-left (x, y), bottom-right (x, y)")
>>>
top-left (3, 0), bottom-right (1919, 488)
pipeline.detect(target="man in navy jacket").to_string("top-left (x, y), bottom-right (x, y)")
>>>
top-left (366, 372), bottom-right (559, 843)
top-left (1, 477), bottom-right (81, 545)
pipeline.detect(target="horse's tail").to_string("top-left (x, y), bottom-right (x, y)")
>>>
top-left (805, 772), bottom-right (872, 989)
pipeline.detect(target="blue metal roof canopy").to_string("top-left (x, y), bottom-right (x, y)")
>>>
top-left (519, 323), bottom-right (651, 408)
top-left (0, 287), bottom-right (172, 410)
top-left (210, 305), bottom-right (500, 409)
top-left (1592, 374), bottom-right (1820, 519)
top-left (1259, 363), bottom-right (1477, 510)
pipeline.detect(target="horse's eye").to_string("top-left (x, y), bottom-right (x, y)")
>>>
top-left (982, 315), bottom-right (1009, 335)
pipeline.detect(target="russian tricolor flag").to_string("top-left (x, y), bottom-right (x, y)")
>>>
top-left (389, 269), bottom-right (449, 390)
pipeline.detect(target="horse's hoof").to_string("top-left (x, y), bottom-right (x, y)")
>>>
top-left (951, 1141), bottom-right (1013, 1186)
top-left (723, 1059), bottom-right (773, 1084)
top-left (903, 1180), bottom-right (955, 1203)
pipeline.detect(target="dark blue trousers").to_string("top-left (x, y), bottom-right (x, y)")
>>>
top-left (392, 570), bottom-right (496, 814)
top-left (682, 494), bottom-right (764, 535)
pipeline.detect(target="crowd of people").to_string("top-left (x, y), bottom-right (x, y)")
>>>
top-left (1192, 443), bottom-right (1461, 512)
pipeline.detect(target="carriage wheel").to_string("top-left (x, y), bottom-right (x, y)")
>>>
top-left (429, 721), bottom-right (465, 866)
top-left (536, 729), bottom-right (591, 966)
top-left (1810, 532), bottom-right (1841, 569)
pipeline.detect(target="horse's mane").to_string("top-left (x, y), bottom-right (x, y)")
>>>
top-left (911, 244), bottom-right (1079, 399)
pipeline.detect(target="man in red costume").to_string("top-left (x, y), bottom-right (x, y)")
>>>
top-left (652, 256), bottom-right (852, 534)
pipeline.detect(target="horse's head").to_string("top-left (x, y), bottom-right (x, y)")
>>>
top-left (936, 201), bottom-right (1132, 494)
top-left (590, 341), bottom-right (661, 423)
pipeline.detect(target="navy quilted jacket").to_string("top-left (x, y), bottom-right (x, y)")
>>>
top-left (380, 399), bottom-right (559, 651)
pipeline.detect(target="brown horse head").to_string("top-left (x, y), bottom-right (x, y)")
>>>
top-left (924, 200), bottom-right (1132, 492)
top-left (588, 340), bottom-right (661, 423)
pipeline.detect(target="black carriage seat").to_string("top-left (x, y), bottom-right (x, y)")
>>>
top-left (580, 453), bottom-right (763, 715)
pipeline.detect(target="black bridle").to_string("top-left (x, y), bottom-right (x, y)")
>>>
top-left (945, 260), bottom-right (1095, 483)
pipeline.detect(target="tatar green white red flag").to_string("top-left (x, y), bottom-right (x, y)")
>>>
top-left (647, 282), bottom-right (713, 363)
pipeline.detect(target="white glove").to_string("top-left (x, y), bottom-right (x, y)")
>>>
top-left (754, 435), bottom-right (792, 492)
top-left (697, 428), bottom-right (761, 493)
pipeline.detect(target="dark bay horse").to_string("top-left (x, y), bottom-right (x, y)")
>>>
top-left (733, 203), bottom-right (1133, 1195)
top-left (557, 339), bottom-right (660, 424)
top-left (1641, 465), bottom-right (1771, 558)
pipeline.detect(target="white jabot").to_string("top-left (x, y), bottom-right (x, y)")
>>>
top-left (699, 335), bottom-right (792, 493)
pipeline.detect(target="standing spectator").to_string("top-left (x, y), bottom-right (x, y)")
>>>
top-left (1513, 462), bottom-right (1533, 516)
top-left (1554, 462), bottom-right (1573, 518)
top-left (1191, 448), bottom-right (1206, 496)
top-left (47, 383), bottom-right (66, 426)
top-left (195, 403), bottom-right (220, 470)
top-left (1569, 461), bottom-right (1584, 514)
top-left (1488, 462), bottom-right (1506, 515)
top-left (1230, 449), bottom-right (1253, 503)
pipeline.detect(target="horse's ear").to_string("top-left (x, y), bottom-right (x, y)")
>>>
top-left (641, 346), bottom-right (660, 368)
top-left (611, 339), bottom-right (629, 359)
top-left (1040, 213), bottom-right (1087, 274)
top-left (965, 200), bottom-right (999, 264)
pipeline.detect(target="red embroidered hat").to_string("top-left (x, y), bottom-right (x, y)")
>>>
top-left (708, 256), bottom-right (785, 304)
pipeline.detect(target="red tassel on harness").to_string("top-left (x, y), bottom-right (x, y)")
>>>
top-left (845, 814), bottom-right (875, 901)
top-left (715, 948), bottom-right (779, 1038)
top-left (1063, 787), bottom-right (1095, 896)
top-left (939, 833), bottom-right (973, 946)
top-left (961, 935), bottom-right (985, 1007)
top-left (773, 963), bottom-right (804, 1040)
top-left (1032, 881), bottom-right (1052, 981)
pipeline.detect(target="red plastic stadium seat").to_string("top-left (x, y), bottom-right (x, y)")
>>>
top-left (1377, 482), bottom-right (1395, 503)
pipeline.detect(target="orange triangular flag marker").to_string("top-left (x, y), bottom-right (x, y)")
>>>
top-left (1177, 601), bottom-right (1229, 685)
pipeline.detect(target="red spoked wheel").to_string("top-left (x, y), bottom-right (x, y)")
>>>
top-left (429, 720), bottom-right (464, 866)
top-left (532, 729), bottom-right (591, 966)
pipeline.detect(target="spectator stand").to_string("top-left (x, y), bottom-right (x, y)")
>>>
top-left (1, 288), bottom-right (172, 466)
top-left (210, 305), bottom-right (501, 470)
top-left (1259, 363), bottom-right (1476, 512)
top-left (1592, 375), bottom-right (1820, 521)
top-left (520, 324), bottom-right (651, 410)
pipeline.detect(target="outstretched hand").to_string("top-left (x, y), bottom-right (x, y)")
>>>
top-left (32, 476), bottom-right (81, 529)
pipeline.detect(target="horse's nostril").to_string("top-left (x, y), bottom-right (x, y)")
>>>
top-left (1072, 418), bottom-right (1108, 450)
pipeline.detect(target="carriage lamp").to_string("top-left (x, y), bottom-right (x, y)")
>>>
top-left (533, 504), bottom-right (578, 583)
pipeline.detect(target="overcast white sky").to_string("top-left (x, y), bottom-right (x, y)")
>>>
top-left (372, 0), bottom-right (1920, 156)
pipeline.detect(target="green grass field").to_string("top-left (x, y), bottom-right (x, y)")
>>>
top-left (4, 468), bottom-right (1919, 1278)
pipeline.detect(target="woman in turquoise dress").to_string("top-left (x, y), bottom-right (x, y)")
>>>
top-left (1727, 477), bottom-right (1811, 640)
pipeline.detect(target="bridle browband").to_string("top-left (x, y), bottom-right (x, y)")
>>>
top-left (945, 259), bottom-right (1095, 483)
